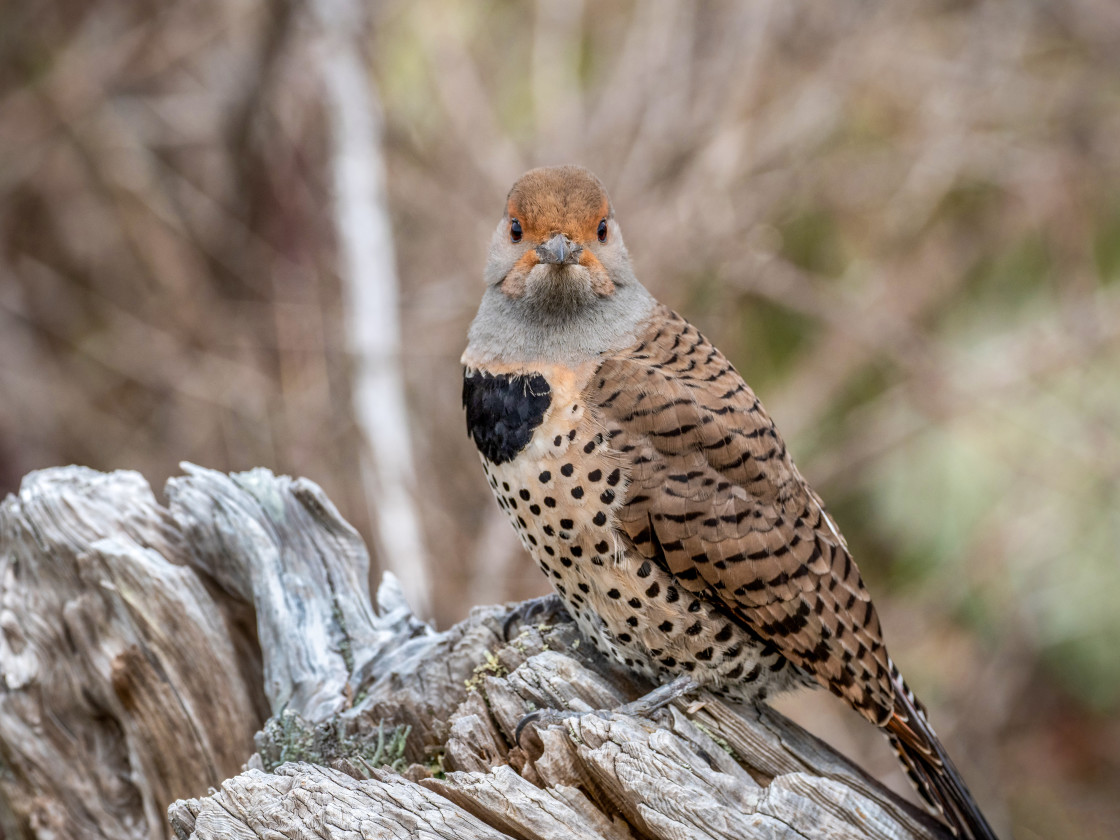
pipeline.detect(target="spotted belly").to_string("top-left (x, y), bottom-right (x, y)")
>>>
top-left (473, 374), bottom-right (811, 705)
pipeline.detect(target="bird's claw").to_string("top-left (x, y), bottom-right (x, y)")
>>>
top-left (501, 594), bottom-right (568, 641)
top-left (513, 676), bottom-right (702, 746)
top-left (514, 707), bottom-right (592, 746)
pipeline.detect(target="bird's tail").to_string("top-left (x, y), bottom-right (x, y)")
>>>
top-left (883, 668), bottom-right (1000, 840)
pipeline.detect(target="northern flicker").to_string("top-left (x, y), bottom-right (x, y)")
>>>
top-left (462, 165), bottom-right (999, 840)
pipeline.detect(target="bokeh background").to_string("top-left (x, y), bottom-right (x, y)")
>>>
top-left (3, 1), bottom-right (1119, 837)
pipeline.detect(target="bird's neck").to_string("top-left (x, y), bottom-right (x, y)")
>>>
top-left (463, 281), bottom-right (657, 369)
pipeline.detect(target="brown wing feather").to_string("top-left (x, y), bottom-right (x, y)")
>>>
top-left (589, 306), bottom-right (895, 723)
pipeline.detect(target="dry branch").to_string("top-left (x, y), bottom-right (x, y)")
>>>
top-left (0, 465), bottom-right (949, 840)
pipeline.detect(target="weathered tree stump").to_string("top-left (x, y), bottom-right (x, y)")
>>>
top-left (0, 465), bottom-right (949, 840)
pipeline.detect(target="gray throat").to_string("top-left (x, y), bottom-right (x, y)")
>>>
top-left (465, 281), bottom-right (657, 368)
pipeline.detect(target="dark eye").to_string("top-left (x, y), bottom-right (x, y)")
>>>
top-left (510, 218), bottom-right (522, 243)
top-left (597, 218), bottom-right (608, 242)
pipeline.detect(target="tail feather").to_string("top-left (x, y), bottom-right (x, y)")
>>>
top-left (884, 668), bottom-right (1000, 840)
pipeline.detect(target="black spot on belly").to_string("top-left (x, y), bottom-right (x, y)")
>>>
top-left (463, 370), bottom-right (551, 465)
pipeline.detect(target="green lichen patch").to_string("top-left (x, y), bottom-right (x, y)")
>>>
top-left (255, 711), bottom-right (409, 775)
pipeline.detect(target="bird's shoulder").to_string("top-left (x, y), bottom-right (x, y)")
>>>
top-left (586, 304), bottom-right (804, 509)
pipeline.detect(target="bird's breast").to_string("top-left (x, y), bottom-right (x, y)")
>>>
top-left (461, 359), bottom-right (599, 464)
top-left (462, 370), bottom-right (552, 465)
top-left (466, 358), bottom-right (626, 558)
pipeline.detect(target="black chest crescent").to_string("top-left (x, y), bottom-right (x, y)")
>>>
top-left (463, 370), bottom-right (552, 465)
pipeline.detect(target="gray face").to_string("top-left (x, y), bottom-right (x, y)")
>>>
top-left (465, 167), bottom-right (656, 368)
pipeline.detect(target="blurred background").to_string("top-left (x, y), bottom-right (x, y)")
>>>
top-left (2, 1), bottom-right (1119, 836)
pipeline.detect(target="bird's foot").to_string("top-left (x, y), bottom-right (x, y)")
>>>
top-left (617, 674), bottom-right (701, 716)
top-left (514, 675), bottom-right (701, 745)
top-left (502, 594), bottom-right (568, 641)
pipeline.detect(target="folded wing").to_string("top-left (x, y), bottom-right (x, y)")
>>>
top-left (589, 306), bottom-right (895, 724)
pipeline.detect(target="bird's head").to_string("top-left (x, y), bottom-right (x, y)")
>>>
top-left (484, 165), bottom-right (638, 320)
top-left (467, 166), bottom-right (654, 367)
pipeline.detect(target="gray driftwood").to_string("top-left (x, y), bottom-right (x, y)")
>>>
top-left (0, 465), bottom-right (949, 840)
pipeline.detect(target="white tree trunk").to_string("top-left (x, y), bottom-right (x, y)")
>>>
top-left (313, 0), bottom-right (432, 616)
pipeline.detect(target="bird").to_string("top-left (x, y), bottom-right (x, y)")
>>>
top-left (461, 164), bottom-right (999, 840)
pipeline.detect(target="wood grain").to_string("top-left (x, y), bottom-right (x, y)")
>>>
top-left (0, 465), bottom-right (947, 840)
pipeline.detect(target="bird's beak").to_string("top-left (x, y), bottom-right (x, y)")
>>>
top-left (535, 233), bottom-right (582, 266)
